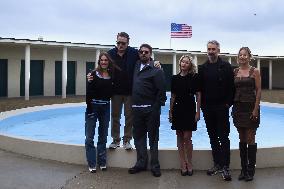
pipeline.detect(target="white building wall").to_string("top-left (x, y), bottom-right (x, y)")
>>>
top-left (272, 60), bottom-right (284, 89)
top-left (0, 45), bottom-right (25, 97)
top-left (76, 60), bottom-right (85, 95)
top-left (0, 45), bottom-right (99, 97)
top-left (44, 59), bottom-right (55, 96)
top-left (8, 58), bottom-right (21, 97)
top-left (68, 49), bottom-right (97, 95)
top-left (1, 43), bottom-right (284, 97)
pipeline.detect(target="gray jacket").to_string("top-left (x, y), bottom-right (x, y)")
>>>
top-left (132, 60), bottom-right (167, 107)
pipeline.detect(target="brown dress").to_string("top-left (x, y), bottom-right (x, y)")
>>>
top-left (232, 67), bottom-right (260, 128)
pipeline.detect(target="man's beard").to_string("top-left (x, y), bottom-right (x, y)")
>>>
top-left (208, 55), bottom-right (217, 63)
top-left (141, 57), bottom-right (149, 63)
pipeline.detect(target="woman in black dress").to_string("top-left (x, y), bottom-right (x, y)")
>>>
top-left (169, 55), bottom-right (201, 176)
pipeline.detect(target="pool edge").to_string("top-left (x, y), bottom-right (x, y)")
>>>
top-left (1, 134), bottom-right (284, 170)
top-left (1, 102), bottom-right (284, 170)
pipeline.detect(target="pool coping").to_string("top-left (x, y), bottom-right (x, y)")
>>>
top-left (1, 102), bottom-right (284, 170)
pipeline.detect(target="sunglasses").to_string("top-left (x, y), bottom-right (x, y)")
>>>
top-left (139, 50), bottom-right (150, 55)
top-left (116, 41), bottom-right (127, 46)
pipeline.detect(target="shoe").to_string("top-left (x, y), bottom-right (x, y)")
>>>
top-left (222, 166), bottom-right (232, 181)
top-left (245, 173), bottom-right (253, 181)
top-left (88, 167), bottom-right (96, 173)
top-left (109, 141), bottom-right (120, 149)
top-left (123, 141), bottom-right (133, 150)
top-left (100, 165), bottom-right (107, 171)
top-left (187, 169), bottom-right (194, 176)
top-left (180, 169), bottom-right (188, 176)
top-left (128, 166), bottom-right (146, 174)
top-left (151, 169), bottom-right (161, 177)
top-left (207, 164), bottom-right (221, 176)
top-left (238, 169), bottom-right (248, 180)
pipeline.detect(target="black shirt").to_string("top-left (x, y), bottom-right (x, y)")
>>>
top-left (113, 53), bottom-right (132, 95)
top-left (86, 72), bottom-right (113, 101)
top-left (203, 63), bottom-right (219, 104)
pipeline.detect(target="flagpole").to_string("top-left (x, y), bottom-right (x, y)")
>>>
top-left (170, 23), bottom-right (172, 49)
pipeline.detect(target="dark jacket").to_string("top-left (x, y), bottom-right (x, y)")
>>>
top-left (199, 57), bottom-right (235, 110)
top-left (132, 60), bottom-right (167, 107)
top-left (108, 46), bottom-right (139, 95)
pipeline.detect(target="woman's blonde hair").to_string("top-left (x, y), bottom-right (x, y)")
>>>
top-left (237, 47), bottom-right (253, 62)
top-left (178, 54), bottom-right (196, 74)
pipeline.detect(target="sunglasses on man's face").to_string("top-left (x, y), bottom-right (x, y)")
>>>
top-left (139, 50), bottom-right (150, 55)
top-left (116, 41), bottom-right (127, 46)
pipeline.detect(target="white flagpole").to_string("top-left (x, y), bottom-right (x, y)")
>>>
top-left (170, 23), bottom-right (172, 49)
top-left (170, 24), bottom-right (171, 49)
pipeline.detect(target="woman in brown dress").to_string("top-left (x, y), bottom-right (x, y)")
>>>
top-left (232, 47), bottom-right (261, 181)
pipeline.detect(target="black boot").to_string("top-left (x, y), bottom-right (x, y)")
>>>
top-left (246, 143), bottom-right (257, 181)
top-left (238, 142), bottom-right (248, 180)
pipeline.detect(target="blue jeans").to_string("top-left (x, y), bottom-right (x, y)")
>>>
top-left (85, 102), bottom-right (110, 168)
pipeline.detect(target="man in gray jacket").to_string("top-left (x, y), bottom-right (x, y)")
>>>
top-left (128, 44), bottom-right (166, 177)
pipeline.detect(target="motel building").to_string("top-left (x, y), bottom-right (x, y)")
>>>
top-left (0, 37), bottom-right (284, 100)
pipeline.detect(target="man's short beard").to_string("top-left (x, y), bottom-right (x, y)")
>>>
top-left (141, 58), bottom-right (149, 63)
top-left (208, 55), bottom-right (217, 63)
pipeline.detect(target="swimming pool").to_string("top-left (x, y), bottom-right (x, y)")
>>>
top-left (0, 99), bottom-right (284, 149)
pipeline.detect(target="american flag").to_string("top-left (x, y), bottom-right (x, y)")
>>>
top-left (171, 23), bottom-right (192, 38)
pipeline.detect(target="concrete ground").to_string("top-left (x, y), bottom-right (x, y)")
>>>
top-left (1, 149), bottom-right (284, 189)
top-left (1, 90), bottom-right (284, 188)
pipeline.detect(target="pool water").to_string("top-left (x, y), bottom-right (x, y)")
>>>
top-left (0, 99), bottom-right (284, 149)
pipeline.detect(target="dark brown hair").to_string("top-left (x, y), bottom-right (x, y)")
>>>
top-left (117, 32), bottom-right (130, 42)
top-left (95, 52), bottom-right (113, 76)
top-left (139, 43), bottom-right (152, 54)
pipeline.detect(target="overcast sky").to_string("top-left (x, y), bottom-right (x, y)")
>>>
top-left (1, 0), bottom-right (283, 56)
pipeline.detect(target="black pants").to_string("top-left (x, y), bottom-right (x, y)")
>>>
top-left (203, 107), bottom-right (230, 167)
top-left (132, 106), bottom-right (160, 171)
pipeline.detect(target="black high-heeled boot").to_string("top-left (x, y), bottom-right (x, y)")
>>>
top-left (246, 143), bottom-right (257, 181)
top-left (238, 142), bottom-right (248, 180)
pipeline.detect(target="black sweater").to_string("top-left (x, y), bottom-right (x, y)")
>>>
top-left (86, 72), bottom-right (113, 111)
top-left (199, 57), bottom-right (235, 109)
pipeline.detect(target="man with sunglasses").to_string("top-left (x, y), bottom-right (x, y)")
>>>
top-left (87, 32), bottom-right (161, 150)
top-left (107, 32), bottom-right (139, 150)
top-left (128, 43), bottom-right (166, 177)
top-left (199, 40), bottom-right (235, 181)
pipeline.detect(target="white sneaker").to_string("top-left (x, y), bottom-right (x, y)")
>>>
top-left (89, 167), bottom-right (96, 173)
top-left (100, 165), bottom-right (107, 171)
top-left (123, 141), bottom-right (133, 150)
top-left (109, 141), bottom-right (120, 149)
